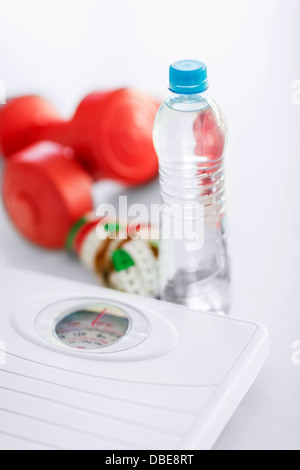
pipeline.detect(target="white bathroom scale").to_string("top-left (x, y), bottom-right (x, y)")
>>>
top-left (0, 267), bottom-right (268, 450)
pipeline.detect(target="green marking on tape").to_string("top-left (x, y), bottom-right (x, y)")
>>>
top-left (112, 250), bottom-right (135, 272)
top-left (104, 223), bottom-right (120, 233)
top-left (66, 217), bottom-right (88, 251)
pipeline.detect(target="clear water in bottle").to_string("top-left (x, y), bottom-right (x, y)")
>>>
top-left (153, 60), bottom-right (230, 314)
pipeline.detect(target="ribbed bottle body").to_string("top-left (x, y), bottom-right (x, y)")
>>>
top-left (154, 93), bottom-right (230, 313)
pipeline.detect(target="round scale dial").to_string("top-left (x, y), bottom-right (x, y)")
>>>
top-left (54, 304), bottom-right (130, 350)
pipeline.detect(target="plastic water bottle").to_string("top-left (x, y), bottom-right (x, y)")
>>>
top-left (153, 60), bottom-right (230, 313)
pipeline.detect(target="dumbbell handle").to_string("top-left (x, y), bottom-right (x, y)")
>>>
top-left (34, 120), bottom-right (72, 147)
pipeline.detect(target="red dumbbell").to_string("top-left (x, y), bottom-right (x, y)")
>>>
top-left (0, 89), bottom-right (160, 186)
top-left (2, 141), bottom-right (160, 296)
top-left (3, 142), bottom-right (93, 249)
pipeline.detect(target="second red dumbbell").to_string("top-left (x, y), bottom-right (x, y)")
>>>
top-left (0, 89), bottom-right (160, 186)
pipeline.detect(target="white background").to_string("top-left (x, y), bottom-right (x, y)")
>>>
top-left (0, 0), bottom-right (300, 450)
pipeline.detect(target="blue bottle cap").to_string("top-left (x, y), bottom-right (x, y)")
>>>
top-left (169, 60), bottom-right (208, 94)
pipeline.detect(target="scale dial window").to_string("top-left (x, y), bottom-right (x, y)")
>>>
top-left (33, 297), bottom-right (150, 357)
top-left (54, 304), bottom-right (130, 350)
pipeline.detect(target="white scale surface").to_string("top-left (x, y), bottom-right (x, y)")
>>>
top-left (0, 267), bottom-right (268, 450)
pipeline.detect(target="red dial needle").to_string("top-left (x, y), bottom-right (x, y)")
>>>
top-left (91, 309), bottom-right (107, 327)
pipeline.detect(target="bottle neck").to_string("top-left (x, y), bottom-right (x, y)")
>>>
top-left (167, 90), bottom-right (210, 112)
top-left (170, 90), bottom-right (208, 101)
